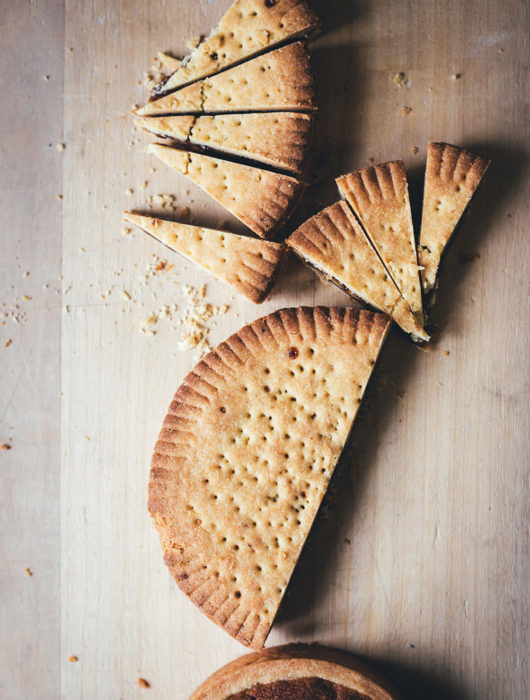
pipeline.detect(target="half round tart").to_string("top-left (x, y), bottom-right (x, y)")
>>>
top-left (190, 644), bottom-right (400, 699)
top-left (149, 307), bottom-right (390, 648)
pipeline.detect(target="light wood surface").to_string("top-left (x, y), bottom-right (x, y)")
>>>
top-left (1, 1), bottom-right (528, 698)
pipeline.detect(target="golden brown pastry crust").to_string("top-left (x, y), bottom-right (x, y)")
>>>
top-left (336, 161), bottom-right (423, 321)
top-left (418, 142), bottom-right (490, 294)
top-left (134, 112), bottom-right (313, 176)
top-left (190, 644), bottom-right (400, 699)
top-left (149, 308), bottom-right (390, 649)
top-left (156, 0), bottom-right (320, 95)
top-left (286, 202), bottom-right (428, 342)
top-left (122, 212), bottom-right (285, 303)
top-left (137, 43), bottom-right (316, 116)
top-left (147, 143), bottom-right (306, 239)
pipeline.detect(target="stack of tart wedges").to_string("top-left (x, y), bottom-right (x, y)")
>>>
top-left (128, 0), bottom-right (320, 301)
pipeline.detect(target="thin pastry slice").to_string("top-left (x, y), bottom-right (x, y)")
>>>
top-left (337, 161), bottom-right (423, 322)
top-left (122, 212), bottom-right (284, 303)
top-left (153, 0), bottom-right (321, 96)
top-left (418, 142), bottom-right (490, 294)
top-left (147, 143), bottom-right (306, 239)
top-left (136, 42), bottom-right (316, 116)
top-left (191, 644), bottom-right (400, 699)
top-left (287, 202), bottom-right (429, 342)
top-left (150, 307), bottom-right (390, 648)
top-left (134, 112), bottom-right (313, 176)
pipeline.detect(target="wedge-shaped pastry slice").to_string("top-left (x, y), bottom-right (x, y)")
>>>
top-left (134, 112), bottom-right (313, 176)
top-left (150, 307), bottom-right (390, 648)
top-left (191, 644), bottom-right (399, 700)
top-left (287, 202), bottom-right (429, 342)
top-left (136, 43), bottom-right (316, 116)
top-left (147, 144), bottom-right (306, 239)
top-left (418, 142), bottom-right (490, 294)
top-left (154, 0), bottom-right (320, 96)
top-left (337, 161), bottom-right (423, 322)
top-left (122, 212), bottom-right (284, 303)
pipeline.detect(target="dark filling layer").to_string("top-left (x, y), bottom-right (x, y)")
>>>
top-left (228, 676), bottom-right (370, 700)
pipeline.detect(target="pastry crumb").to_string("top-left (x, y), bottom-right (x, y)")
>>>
top-left (4, 339), bottom-right (12, 348)
top-left (402, 105), bottom-right (412, 115)
top-left (138, 678), bottom-right (150, 689)
top-left (25, 567), bottom-right (33, 576)
top-left (444, 350), bottom-right (450, 356)
top-left (22, 295), bottom-right (32, 301)
top-left (410, 146), bottom-right (419, 155)
top-left (367, 156), bottom-right (375, 164)
top-left (125, 188), bottom-right (134, 196)
top-left (68, 655), bottom-right (78, 663)
top-left (451, 73), bottom-right (462, 80)
top-left (43, 74), bottom-right (50, 81)
top-left (1, 443), bottom-right (11, 450)
top-left (389, 71), bottom-right (410, 87)
top-left (343, 537), bottom-right (351, 545)
top-left (57, 143), bottom-right (66, 151)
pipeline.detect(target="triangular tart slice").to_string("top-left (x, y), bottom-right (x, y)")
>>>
top-left (137, 43), bottom-right (316, 116)
top-left (149, 306), bottom-right (390, 648)
top-left (337, 161), bottom-right (423, 322)
top-left (122, 212), bottom-right (284, 303)
top-left (147, 144), bottom-right (306, 239)
top-left (153, 0), bottom-right (320, 96)
top-left (287, 202), bottom-right (429, 342)
top-left (418, 142), bottom-right (490, 294)
top-left (134, 112), bottom-right (313, 176)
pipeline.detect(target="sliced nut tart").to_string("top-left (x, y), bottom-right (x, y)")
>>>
top-left (191, 644), bottom-right (400, 699)
top-left (418, 142), bottom-right (490, 294)
top-left (149, 307), bottom-right (390, 648)
top-left (147, 143), bottom-right (306, 239)
top-left (122, 212), bottom-right (284, 303)
top-left (287, 202), bottom-right (429, 342)
top-left (153, 0), bottom-right (320, 96)
top-left (137, 42), bottom-right (316, 116)
top-left (134, 112), bottom-right (313, 176)
top-left (337, 161), bottom-right (423, 323)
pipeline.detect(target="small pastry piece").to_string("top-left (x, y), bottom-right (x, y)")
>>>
top-left (190, 643), bottom-right (400, 699)
top-left (418, 142), bottom-right (490, 294)
top-left (337, 161), bottom-right (424, 322)
top-left (134, 112), bottom-right (313, 176)
top-left (153, 0), bottom-right (321, 96)
top-left (287, 202), bottom-right (429, 342)
top-left (149, 307), bottom-right (390, 648)
top-left (122, 212), bottom-right (284, 303)
top-left (136, 42), bottom-right (316, 116)
top-left (147, 144), bottom-right (306, 239)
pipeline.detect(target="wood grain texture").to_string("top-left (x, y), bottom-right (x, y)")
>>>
top-left (1, 0), bottom-right (528, 698)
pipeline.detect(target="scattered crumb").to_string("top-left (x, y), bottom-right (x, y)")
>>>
top-left (22, 295), bottom-right (32, 301)
top-left (138, 181), bottom-right (148, 190)
top-left (25, 567), bottom-right (33, 577)
top-left (343, 537), bottom-right (351, 545)
top-left (68, 656), bottom-right (78, 663)
top-left (402, 105), bottom-right (412, 115)
top-left (57, 143), bottom-right (65, 151)
top-left (1, 443), bottom-right (11, 450)
top-left (410, 146), bottom-right (419, 155)
top-left (444, 350), bottom-right (450, 356)
top-left (122, 290), bottom-right (131, 300)
top-left (507, 213), bottom-right (512, 218)
top-left (187, 35), bottom-right (201, 50)
top-left (408, 643), bottom-right (415, 649)
top-left (138, 678), bottom-right (150, 689)
top-left (43, 75), bottom-right (50, 81)
top-left (23, 271), bottom-right (30, 277)
top-left (451, 73), bottom-right (462, 80)
top-left (125, 188), bottom-right (134, 196)
top-left (56, 193), bottom-right (63, 200)
top-left (389, 71), bottom-right (410, 88)
top-left (367, 156), bottom-right (375, 164)
top-left (68, 47), bottom-right (74, 53)
top-left (122, 227), bottom-right (132, 236)
top-left (4, 339), bottom-right (12, 348)
top-left (396, 390), bottom-right (405, 399)
top-left (179, 206), bottom-right (190, 220)
top-left (459, 251), bottom-right (480, 264)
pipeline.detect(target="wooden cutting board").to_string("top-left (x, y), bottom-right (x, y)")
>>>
top-left (1, 1), bottom-right (528, 698)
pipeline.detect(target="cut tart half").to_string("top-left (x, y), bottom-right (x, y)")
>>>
top-left (134, 112), bottom-right (313, 176)
top-left (286, 202), bottom-right (429, 342)
top-left (137, 42), bottom-right (316, 116)
top-left (337, 161), bottom-right (424, 323)
top-left (190, 644), bottom-right (400, 699)
top-left (147, 143), bottom-right (306, 239)
top-left (418, 142), bottom-right (490, 295)
top-left (122, 212), bottom-right (284, 303)
top-left (153, 0), bottom-right (321, 97)
top-left (149, 307), bottom-right (390, 648)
